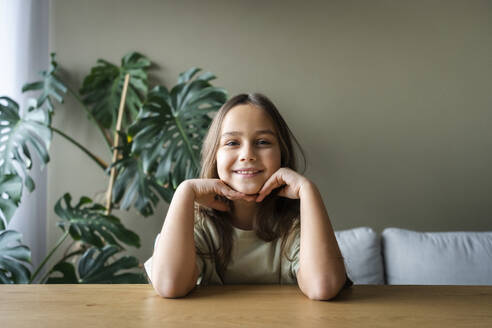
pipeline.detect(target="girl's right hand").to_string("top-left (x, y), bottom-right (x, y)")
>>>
top-left (183, 179), bottom-right (255, 212)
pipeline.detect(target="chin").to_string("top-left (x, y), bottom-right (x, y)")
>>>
top-left (231, 183), bottom-right (261, 195)
top-left (239, 188), bottom-right (260, 196)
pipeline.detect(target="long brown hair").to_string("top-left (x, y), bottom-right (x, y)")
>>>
top-left (196, 93), bottom-right (306, 281)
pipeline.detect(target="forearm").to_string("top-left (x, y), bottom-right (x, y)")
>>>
top-left (151, 181), bottom-right (198, 298)
top-left (297, 181), bottom-right (347, 300)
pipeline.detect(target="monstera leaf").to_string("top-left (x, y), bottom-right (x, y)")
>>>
top-left (46, 245), bottom-right (146, 283)
top-left (110, 131), bottom-right (174, 215)
top-left (0, 230), bottom-right (31, 284)
top-left (0, 175), bottom-right (22, 229)
top-left (54, 193), bottom-right (140, 249)
top-left (0, 97), bottom-right (51, 192)
top-left (128, 67), bottom-right (227, 190)
top-left (22, 53), bottom-right (67, 113)
top-left (79, 52), bottom-right (150, 130)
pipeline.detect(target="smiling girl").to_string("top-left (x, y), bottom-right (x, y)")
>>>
top-left (146, 93), bottom-right (352, 300)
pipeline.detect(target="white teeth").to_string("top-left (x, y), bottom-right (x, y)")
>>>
top-left (236, 170), bottom-right (259, 174)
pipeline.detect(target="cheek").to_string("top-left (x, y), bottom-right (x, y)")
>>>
top-left (216, 151), bottom-right (232, 177)
top-left (266, 148), bottom-right (282, 170)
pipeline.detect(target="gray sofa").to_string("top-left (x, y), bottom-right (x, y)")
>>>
top-left (145, 227), bottom-right (492, 285)
top-left (337, 227), bottom-right (492, 285)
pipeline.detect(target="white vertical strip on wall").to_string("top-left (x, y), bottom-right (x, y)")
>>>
top-left (0, 0), bottom-right (49, 275)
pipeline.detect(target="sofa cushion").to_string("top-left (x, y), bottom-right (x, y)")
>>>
top-left (382, 228), bottom-right (492, 285)
top-left (335, 227), bottom-right (385, 284)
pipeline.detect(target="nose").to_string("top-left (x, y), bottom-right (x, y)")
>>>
top-left (239, 143), bottom-right (256, 162)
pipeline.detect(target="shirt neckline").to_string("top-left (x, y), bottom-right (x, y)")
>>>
top-left (233, 226), bottom-right (257, 238)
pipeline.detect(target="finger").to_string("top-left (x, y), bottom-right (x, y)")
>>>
top-left (241, 194), bottom-right (258, 202)
top-left (276, 185), bottom-right (289, 198)
top-left (219, 185), bottom-right (245, 200)
top-left (210, 199), bottom-right (230, 212)
top-left (214, 192), bottom-right (238, 205)
top-left (256, 175), bottom-right (283, 202)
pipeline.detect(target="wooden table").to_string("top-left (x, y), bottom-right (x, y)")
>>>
top-left (1, 284), bottom-right (491, 327)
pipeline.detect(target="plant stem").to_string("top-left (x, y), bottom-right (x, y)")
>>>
top-left (59, 249), bottom-right (85, 264)
top-left (56, 249), bottom-right (84, 268)
top-left (62, 240), bottom-right (76, 258)
top-left (37, 245), bottom-right (88, 284)
top-left (29, 230), bottom-right (70, 283)
top-left (38, 248), bottom-right (85, 283)
top-left (66, 85), bottom-right (113, 151)
top-left (51, 126), bottom-right (108, 170)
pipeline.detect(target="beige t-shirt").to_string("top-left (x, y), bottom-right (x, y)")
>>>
top-left (194, 217), bottom-right (300, 285)
top-left (144, 217), bottom-right (300, 286)
top-left (145, 215), bottom-right (353, 288)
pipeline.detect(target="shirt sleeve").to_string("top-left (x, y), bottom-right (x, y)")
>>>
top-left (193, 219), bottom-right (223, 286)
top-left (143, 233), bottom-right (161, 284)
top-left (288, 231), bottom-right (301, 281)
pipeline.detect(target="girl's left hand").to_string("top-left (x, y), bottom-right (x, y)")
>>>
top-left (256, 167), bottom-right (311, 202)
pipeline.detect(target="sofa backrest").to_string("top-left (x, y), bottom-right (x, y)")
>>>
top-left (382, 228), bottom-right (492, 285)
top-left (335, 227), bottom-right (385, 285)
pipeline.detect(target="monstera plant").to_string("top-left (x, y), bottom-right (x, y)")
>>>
top-left (0, 52), bottom-right (227, 284)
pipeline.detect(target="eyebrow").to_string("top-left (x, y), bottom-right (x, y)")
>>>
top-left (221, 130), bottom-right (276, 138)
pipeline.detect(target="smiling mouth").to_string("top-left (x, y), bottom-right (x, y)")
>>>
top-left (233, 170), bottom-right (263, 176)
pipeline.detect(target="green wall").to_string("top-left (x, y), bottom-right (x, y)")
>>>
top-left (49, 0), bottom-right (492, 264)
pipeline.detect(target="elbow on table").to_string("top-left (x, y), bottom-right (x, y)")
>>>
top-left (301, 276), bottom-right (346, 301)
top-left (306, 285), bottom-right (340, 301)
top-left (153, 281), bottom-right (193, 299)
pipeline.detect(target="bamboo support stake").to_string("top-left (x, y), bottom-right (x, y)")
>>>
top-left (105, 73), bottom-right (131, 215)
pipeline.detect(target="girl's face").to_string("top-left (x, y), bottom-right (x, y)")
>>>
top-left (216, 104), bottom-right (282, 195)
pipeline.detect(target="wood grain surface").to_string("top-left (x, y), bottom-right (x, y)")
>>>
top-left (1, 284), bottom-right (491, 327)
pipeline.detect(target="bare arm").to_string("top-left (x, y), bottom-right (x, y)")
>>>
top-left (150, 179), bottom-right (248, 298)
top-left (151, 180), bottom-right (199, 298)
top-left (296, 181), bottom-right (348, 300)
top-left (255, 169), bottom-right (348, 301)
